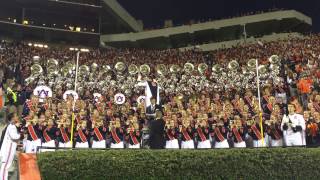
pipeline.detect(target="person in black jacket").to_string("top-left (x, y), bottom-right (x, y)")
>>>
top-left (149, 110), bottom-right (165, 149)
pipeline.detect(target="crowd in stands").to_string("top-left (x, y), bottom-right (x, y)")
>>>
top-left (0, 33), bottom-right (319, 150)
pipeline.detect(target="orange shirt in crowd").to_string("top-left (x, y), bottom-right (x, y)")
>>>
top-left (297, 78), bottom-right (313, 94)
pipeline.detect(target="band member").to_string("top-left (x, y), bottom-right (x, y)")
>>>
top-left (126, 122), bottom-right (141, 149)
top-left (244, 90), bottom-right (255, 115)
top-left (229, 117), bottom-right (247, 148)
top-left (109, 118), bottom-right (124, 149)
top-left (25, 116), bottom-right (43, 153)
top-left (195, 119), bottom-right (211, 149)
top-left (313, 95), bottom-right (320, 112)
top-left (212, 120), bottom-right (230, 148)
top-left (75, 120), bottom-right (90, 148)
top-left (281, 104), bottom-right (306, 146)
top-left (179, 118), bottom-right (195, 149)
top-left (266, 115), bottom-right (283, 147)
top-left (22, 95), bottom-right (39, 118)
top-left (56, 117), bottom-right (72, 148)
top-left (136, 76), bottom-right (160, 107)
top-left (0, 113), bottom-right (21, 180)
top-left (248, 116), bottom-right (267, 148)
top-left (91, 119), bottom-right (107, 148)
top-left (41, 118), bottom-right (57, 152)
top-left (164, 120), bottom-right (179, 149)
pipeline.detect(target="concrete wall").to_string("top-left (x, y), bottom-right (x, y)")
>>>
top-left (101, 10), bottom-right (311, 43)
top-left (179, 32), bottom-right (305, 51)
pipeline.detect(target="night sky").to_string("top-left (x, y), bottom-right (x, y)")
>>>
top-left (118, 0), bottom-right (320, 32)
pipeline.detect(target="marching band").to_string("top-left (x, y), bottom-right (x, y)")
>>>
top-left (1, 85), bottom-right (311, 153)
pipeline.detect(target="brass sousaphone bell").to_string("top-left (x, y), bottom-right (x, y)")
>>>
top-left (212, 64), bottom-right (222, 74)
top-left (228, 60), bottom-right (239, 71)
top-left (258, 65), bottom-right (268, 75)
top-left (139, 64), bottom-right (150, 76)
top-left (184, 63), bottom-right (194, 74)
top-left (91, 63), bottom-right (98, 73)
top-left (30, 64), bottom-right (43, 76)
top-left (156, 64), bottom-right (167, 76)
top-left (115, 62), bottom-right (126, 74)
top-left (128, 64), bottom-right (139, 75)
top-left (170, 65), bottom-right (181, 74)
top-left (269, 55), bottom-right (280, 64)
top-left (247, 59), bottom-right (257, 71)
top-left (79, 65), bottom-right (90, 76)
top-left (47, 58), bottom-right (59, 76)
top-left (197, 63), bottom-right (208, 74)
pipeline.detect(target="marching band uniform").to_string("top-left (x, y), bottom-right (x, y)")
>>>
top-left (180, 127), bottom-right (195, 149)
top-left (127, 129), bottom-right (142, 149)
top-left (75, 128), bottom-right (90, 148)
top-left (281, 113), bottom-right (306, 146)
top-left (230, 125), bottom-right (247, 148)
top-left (25, 124), bottom-right (43, 153)
top-left (91, 125), bottom-right (107, 148)
top-left (110, 128), bottom-right (124, 149)
top-left (41, 126), bottom-right (57, 152)
top-left (266, 122), bottom-right (283, 147)
top-left (165, 128), bottom-right (179, 149)
top-left (213, 126), bottom-right (230, 148)
top-left (196, 127), bottom-right (211, 149)
top-left (262, 95), bottom-right (273, 119)
top-left (57, 126), bottom-right (72, 148)
top-left (0, 123), bottom-right (20, 180)
top-left (248, 123), bottom-right (267, 148)
top-left (244, 95), bottom-right (255, 115)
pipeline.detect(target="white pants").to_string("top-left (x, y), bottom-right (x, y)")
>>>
top-left (234, 141), bottom-right (246, 148)
top-left (110, 141), bottom-right (124, 149)
top-left (271, 139), bottom-right (283, 147)
top-left (0, 142), bottom-right (16, 180)
top-left (253, 139), bottom-right (267, 148)
top-left (25, 139), bottom-right (42, 153)
top-left (128, 143), bottom-right (140, 149)
top-left (181, 140), bottom-right (195, 149)
top-left (214, 139), bottom-right (229, 149)
top-left (75, 142), bottom-right (89, 148)
top-left (92, 140), bottom-right (106, 149)
top-left (41, 140), bottom-right (56, 152)
top-left (165, 139), bottom-right (179, 149)
top-left (285, 133), bottom-right (303, 146)
top-left (197, 140), bottom-right (211, 149)
top-left (58, 142), bottom-right (72, 149)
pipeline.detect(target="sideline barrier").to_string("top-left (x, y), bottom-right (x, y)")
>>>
top-left (19, 153), bottom-right (41, 180)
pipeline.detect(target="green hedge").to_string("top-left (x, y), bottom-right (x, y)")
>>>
top-left (37, 148), bottom-right (320, 180)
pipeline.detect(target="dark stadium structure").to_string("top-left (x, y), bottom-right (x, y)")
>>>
top-left (0, 0), bottom-right (142, 46)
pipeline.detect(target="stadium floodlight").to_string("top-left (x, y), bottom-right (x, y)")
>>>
top-left (44, 45), bottom-right (48, 48)
top-left (28, 43), bottom-right (32, 47)
top-left (80, 48), bottom-right (89, 52)
top-left (69, 47), bottom-right (75, 51)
